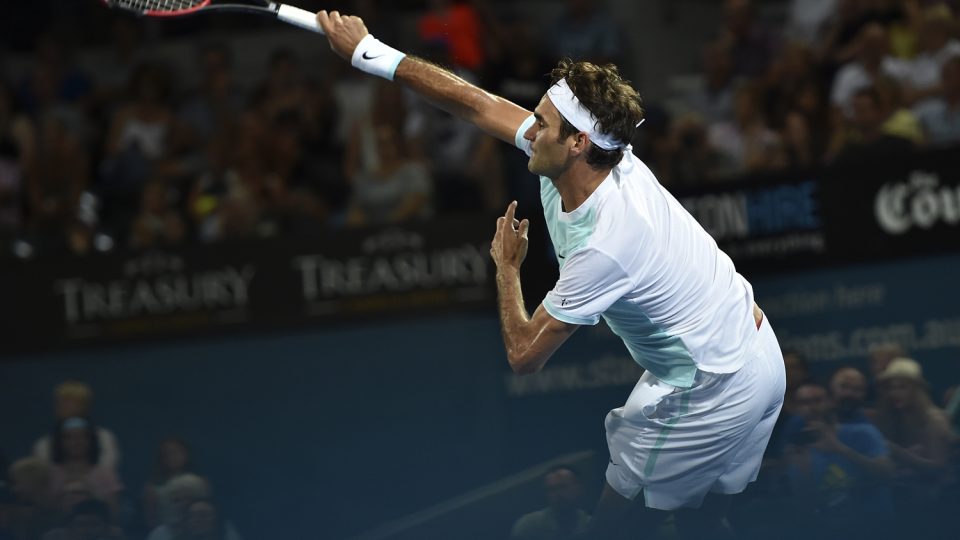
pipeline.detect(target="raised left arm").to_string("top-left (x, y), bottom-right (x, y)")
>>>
top-left (491, 201), bottom-right (579, 374)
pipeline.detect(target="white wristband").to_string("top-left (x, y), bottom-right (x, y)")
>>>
top-left (351, 35), bottom-right (406, 81)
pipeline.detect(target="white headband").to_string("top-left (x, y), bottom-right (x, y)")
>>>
top-left (547, 78), bottom-right (640, 151)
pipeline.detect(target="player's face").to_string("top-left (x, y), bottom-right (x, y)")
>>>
top-left (524, 95), bottom-right (574, 179)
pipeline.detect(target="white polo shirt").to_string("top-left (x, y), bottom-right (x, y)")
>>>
top-left (516, 116), bottom-right (757, 388)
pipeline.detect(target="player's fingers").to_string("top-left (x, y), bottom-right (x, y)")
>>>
top-left (316, 10), bottom-right (333, 33)
top-left (512, 218), bottom-right (520, 231)
top-left (519, 219), bottom-right (530, 239)
top-left (504, 200), bottom-right (517, 222)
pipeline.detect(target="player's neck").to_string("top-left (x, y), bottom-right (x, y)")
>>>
top-left (555, 159), bottom-right (612, 213)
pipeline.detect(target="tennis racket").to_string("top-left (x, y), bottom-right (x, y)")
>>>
top-left (101, 1), bottom-right (325, 34)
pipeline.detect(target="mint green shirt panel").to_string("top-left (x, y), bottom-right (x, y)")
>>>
top-left (540, 178), bottom-right (597, 269)
top-left (603, 300), bottom-right (699, 388)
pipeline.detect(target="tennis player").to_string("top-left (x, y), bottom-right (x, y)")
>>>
top-left (316, 11), bottom-right (786, 537)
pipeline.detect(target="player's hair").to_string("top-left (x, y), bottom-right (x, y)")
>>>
top-left (549, 59), bottom-right (645, 169)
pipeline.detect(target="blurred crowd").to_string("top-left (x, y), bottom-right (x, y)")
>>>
top-left (647, 0), bottom-right (960, 188)
top-left (508, 345), bottom-right (960, 540)
top-left (5, 345), bottom-right (953, 540)
top-left (1, 352), bottom-right (955, 540)
top-left (1, 382), bottom-right (241, 540)
top-left (2, 0), bottom-right (960, 258)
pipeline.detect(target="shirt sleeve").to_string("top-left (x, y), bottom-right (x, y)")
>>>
top-left (514, 115), bottom-right (534, 157)
top-left (542, 248), bottom-right (633, 325)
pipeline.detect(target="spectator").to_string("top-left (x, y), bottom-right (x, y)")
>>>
top-left (146, 476), bottom-right (242, 540)
top-left (129, 179), bottom-right (185, 250)
top-left (487, 15), bottom-right (551, 113)
top-left (764, 42), bottom-right (818, 128)
top-left (783, 350), bottom-right (812, 416)
top-left (829, 86), bottom-right (916, 164)
top-left (885, 5), bottom-right (960, 104)
top-left (344, 81), bottom-right (432, 226)
top-left (684, 41), bottom-right (737, 125)
top-left (143, 438), bottom-right (193, 531)
top-left (914, 55), bottom-right (960, 145)
top-left (182, 499), bottom-right (241, 540)
top-left (781, 79), bottom-right (832, 169)
top-left (34, 382), bottom-right (121, 470)
top-left (487, 14), bottom-right (552, 207)
top-left (865, 342), bottom-right (908, 404)
top-left (48, 418), bottom-right (124, 518)
top-left (786, 0), bottom-right (839, 45)
top-left (100, 62), bottom-right (183, 236)
top-left (25, 108), bottom-right (91, 252)
top-left (830, 366), bottom-right (871, 424)
top-left (8, 457), bottom-right (59, 539)
top-left (660, 115), bottom-right (727, 189)
top-left (545, 0), bottom-right (624, 66)
top-left (16, 33), bottom-right (92, 116)
top-left (875, 79), bottom-right (925, 143)
top-left (510, 466), bottom-right (589, 540)
top-left (417, 0), bottom-right (487, 74)
top-left (830, 23), bottom-right (900, 115)
top-left (53, 480), bottom-right (94, 519)
top-left (872, 358), bottom-right (955, 508)
top-left (188, 110), bottom-right (269, 243)
top-left (782, 381), bottom-right (894, 538)
top-left (869, 342), bottom-right (908, 382)
top-left (145, 474), bottom-right (208, 540)
top-left (717, 0), bottom-right (775, 78)
top-left (762, 350), bottom-right (813, 464)
top-left (88, 14), bottom-right (149, 109)
top-left (40, 499), bottom-right (123, 540)
top-left (33, 381), bottom-right (120, 469)
top-left (707, 82), bottom-right (785, 177)
top-left (178, 43), bottom-right (242, 146)
top-left (0, 82), bottom-right (34, 245)
top-left (818, 0), bottom-right (874, 67)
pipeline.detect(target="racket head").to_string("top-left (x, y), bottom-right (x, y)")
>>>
top-left (103, 0), bottom-right (213, 17)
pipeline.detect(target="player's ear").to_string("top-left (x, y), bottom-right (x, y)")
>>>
top-left (570, 132), bottom-right (589, 156)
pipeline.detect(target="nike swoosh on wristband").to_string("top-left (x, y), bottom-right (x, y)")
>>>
top-left (362, 51), bottom-right (383, 60)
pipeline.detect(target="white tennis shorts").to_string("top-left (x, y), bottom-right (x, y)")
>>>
top-left (604, 315), bottom-right (786, 510)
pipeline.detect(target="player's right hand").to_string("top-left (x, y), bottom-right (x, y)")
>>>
top-left (316, 10), bottom-right (369, 61)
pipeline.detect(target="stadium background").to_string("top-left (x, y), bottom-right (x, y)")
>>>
top-left (1, 1), bottom-right (959, 539)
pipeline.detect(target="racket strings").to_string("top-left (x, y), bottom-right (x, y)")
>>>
top-left (113, 0), bottom-right (208, 12)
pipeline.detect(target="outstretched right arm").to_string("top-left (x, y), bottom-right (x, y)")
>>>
top-left (316, 10), bottom-right (531, 145)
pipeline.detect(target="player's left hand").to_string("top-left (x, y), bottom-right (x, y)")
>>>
top-left (491, 201), bottom-right (529, 270)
